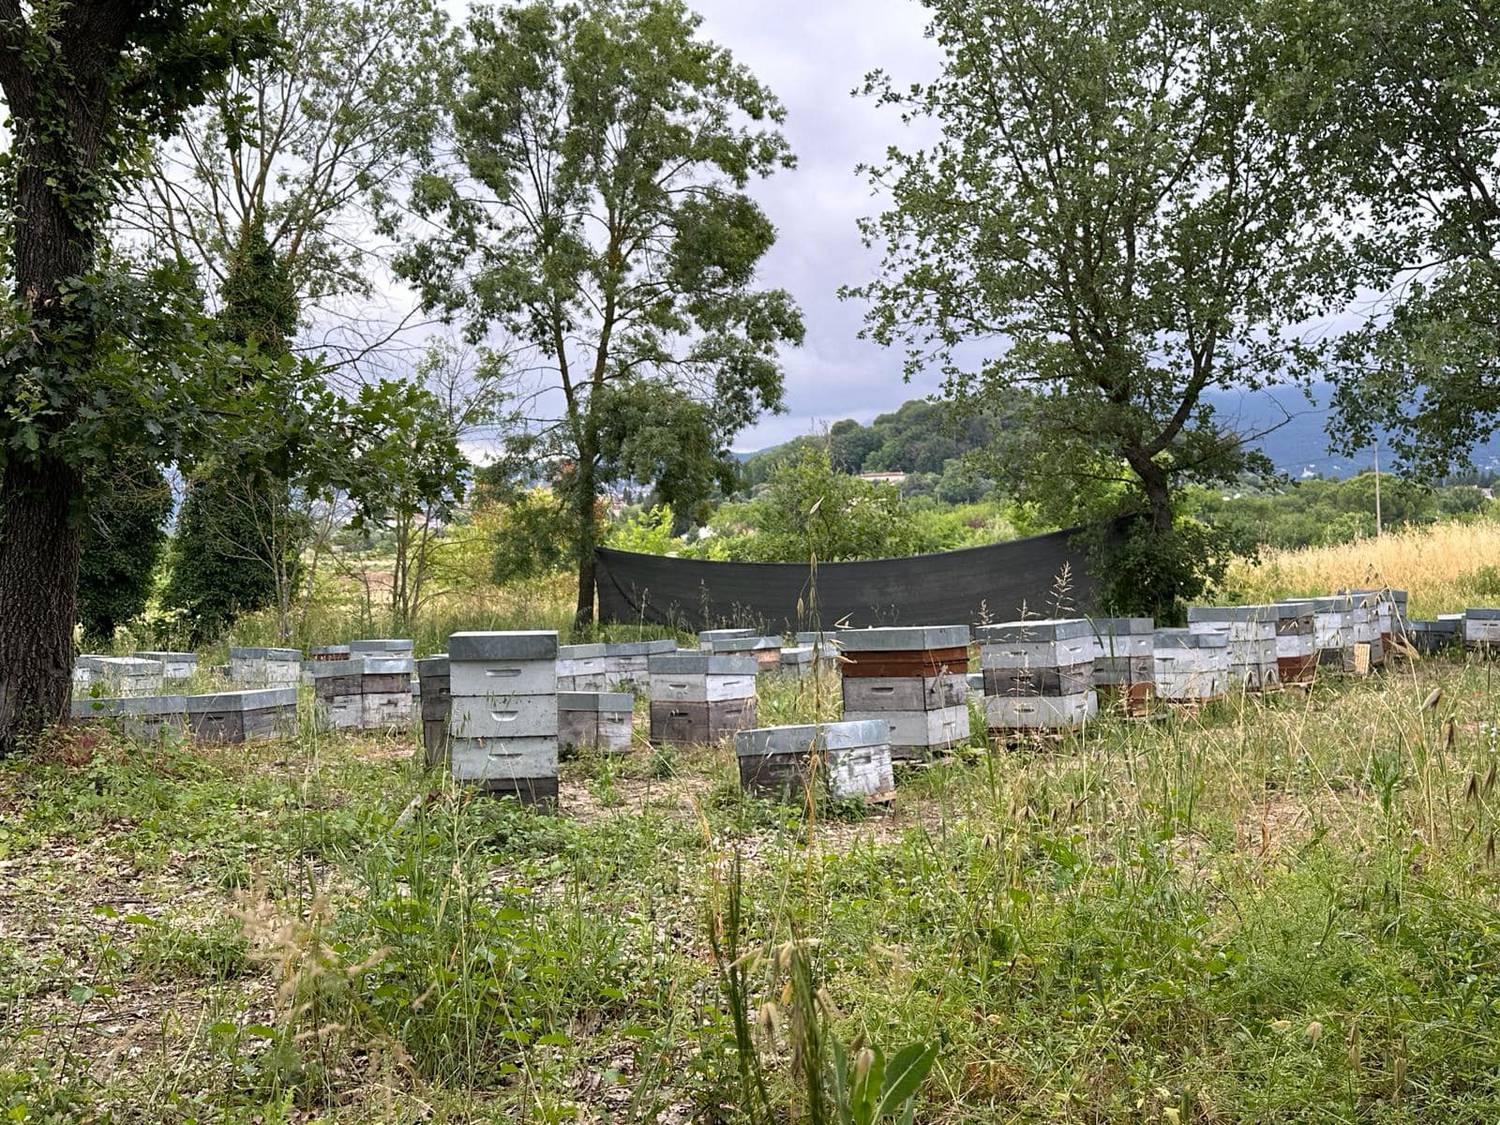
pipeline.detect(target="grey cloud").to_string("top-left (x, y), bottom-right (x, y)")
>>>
top-left (687, 0), bottom-right (947, 449)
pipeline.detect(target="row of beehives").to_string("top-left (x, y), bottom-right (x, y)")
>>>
top-left (410, 630), bottom-right (845, 805)
top-left (71, 638), bottom-right (419, 696)
top-left (413, 631), bottom-right (883, 808)
top-left (414, 593), bottom-right (1455, 791)
top-left (555, 629), bottom-right (837, 690)
top-left (70, 689), bottom-right (299, 743)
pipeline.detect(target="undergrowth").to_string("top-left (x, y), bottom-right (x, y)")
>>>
top-left (2, 657), bottom-right (1499, 1120)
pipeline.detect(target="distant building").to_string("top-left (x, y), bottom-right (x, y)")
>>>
top-left (858, 470), bottom-right (908, 487)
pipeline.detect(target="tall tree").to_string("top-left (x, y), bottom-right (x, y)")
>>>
top-left (399, 0), bottom-right (804, 629)
top-left (1290, 0), bottom-right (1500, 478)
top-left (340, 377), bottom-right (471, 630)
top-left (117, 0), bottom-right (455, 373)
top-left (0, 2), bottom-right (267, 755)
top-left (849, 0), bottom-right (1360, 615)
top-left (164, 217), bottom-right (297, 641)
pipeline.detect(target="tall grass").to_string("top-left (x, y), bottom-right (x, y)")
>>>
top-left (7, 651), bottom-right (1500, 1119)
top-left (1224, 518), bottom-right (1500, 615)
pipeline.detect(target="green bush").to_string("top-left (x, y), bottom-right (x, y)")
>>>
top-left (163, 464), bottom-right (290, 643)
top-left (76, 458), bottom-right (173, 642)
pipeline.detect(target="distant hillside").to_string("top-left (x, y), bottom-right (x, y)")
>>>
top-left (1201, 385), bottom-right (1500, 479)
top-left (744, 385), bottom-right (1500, 481)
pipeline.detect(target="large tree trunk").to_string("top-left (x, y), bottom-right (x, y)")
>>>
top-left (572, 458), bottom-right (598, 633)
top-left (0, 122), bottom-right (97, 756)
top-left (1125, 447), bottom-right (1174, 535)
top-left (0, 458), bottom-right (83, 757)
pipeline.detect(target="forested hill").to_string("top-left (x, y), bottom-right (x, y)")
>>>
top-left (738, 399), bottom-right (1002, 488)
top-left (742, 386), bottom-right (1500, 483)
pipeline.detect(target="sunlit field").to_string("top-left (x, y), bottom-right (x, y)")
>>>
top-left (1226, 519), bottom-right (1500, 618)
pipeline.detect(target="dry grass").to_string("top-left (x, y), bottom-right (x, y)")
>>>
top-left (1225, 518), bottom-right (1500, 616)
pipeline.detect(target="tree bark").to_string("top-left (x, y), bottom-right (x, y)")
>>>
top-left (573, 458), bottom-right (598, 633)
top-left (0, 5), bottom-right (125, 755)
top-left (1123, 446), bottom-right (1174, 536)
top-left (0, 458), bottom-right (83, 756)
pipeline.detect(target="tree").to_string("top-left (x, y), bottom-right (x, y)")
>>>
top-left (118, 0), bottom-right (455, 372)
top-left (340, 378), bottom-right (470, 630)
top-left (1294, 1), bottom-right (1500, 478)
top-left (399, 0), bottom-right (804, 629)
top-left (849, 0), bottom-right (1359, 616)
top-left (725, 445), bottom-right (933, 563)
top-left (164, 218), bottom-right (298, 641)
top-left (76, 456), bottom-right (173, 642)
top-left (827, 419), bottom-right (881, 475)
top-left (0, 1), bottom-right (268, 754)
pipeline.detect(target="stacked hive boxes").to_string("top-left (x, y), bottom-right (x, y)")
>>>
top-left (601, 640), bottom-right (677, 692)
top-left (71, 655), bottom-right (106, 690)
top-left (1297, 596), bottom-right (1360, 672)
top-left (1153, 629), bottom-right (1230, 702)
top-left (1409, 618), bottom-right (1461, 654)
top-left (1090, 618), bottom-right (1155, 713)
top-left (1464, 608), bottom-right (1500, 652)
top-left (448, 631), bottom-right (559, 806)
top-left (1347, 592), bottom-right (1386, 670)
top-left (1187, 606), bottom-right (1280, 690)
top-left (795, 631), bottom-right (841, 670)
top-left (308, 655), bottom-right (414, 732)
top-left (556, 643), bottom-right (608, 690)
top-left (230, 647), bottom-right (302, 687)
top-left (558, 691), bottom-right (634, 754)
top-left (699, 628), bottom-right (756, 650)
top-left (71, 694), bottom-right (187, 739)
top-left (556, 640), bottom-right (676, 693)
top-left (95, 656), bottom-right (165, 697)
top-left (350, 638), bottom-right (414, 658)
top-left (838, 626), bottom-right (971, 758)
top-left (647, 652), bottom-right (758, 745)
top-left (360, 655), bottom-right (415, 731)
top-left (309, 644), bottom-right (350, 662)
top-left (1343, 588), bottom-right (1408, 655)
top-left (415, 654), bottom-right (450, 767)
top-left (703, 633), bottom-right (780, 673)
top-left (310, 658), bottom-right (364, 731)
top-left (779, 646), bottom-right (816, 678)
top-left (136, 652), bottom-right (198, 682)
top-left (978, 619), bottom-right (1098, 731)
top-left (1271, 602), bottom-right (1319, 684)
top-left (187, 689), bottom-right (298, 742)
top-left (72, 689), bottom-right (296, 742)
top-left (735, 720), bottom-right (894, 801)
top-left (751, 637), bottom-right (783, 673)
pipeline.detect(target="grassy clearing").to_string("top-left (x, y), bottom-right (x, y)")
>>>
top-left (4, 652), bottom-right (1500, 1122)
top-left (1225, 519), bottom-right (1500, 617)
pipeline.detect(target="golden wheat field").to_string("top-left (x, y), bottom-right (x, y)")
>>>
top-left (1226, 519), bottom-right (1500, 617)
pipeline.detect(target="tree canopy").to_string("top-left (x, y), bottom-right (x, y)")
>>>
top-left (849, 0), bottom-right (1362, 615)
top-left (398, 0), bottom-right (803, 628)
top-left (1294, 0), bottom-right (1500, 480)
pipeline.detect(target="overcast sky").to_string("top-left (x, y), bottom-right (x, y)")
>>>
top-left (684, 0), bottom-right (945, 450)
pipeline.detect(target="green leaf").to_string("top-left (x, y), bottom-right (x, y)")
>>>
top-left (831, 1038), bottom-right (855, 1125)
top-left (873, 1042), bottom-right (937, 1120)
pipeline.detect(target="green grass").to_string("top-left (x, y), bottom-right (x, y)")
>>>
top-left (3, 656), bottom-right (1500, 1121)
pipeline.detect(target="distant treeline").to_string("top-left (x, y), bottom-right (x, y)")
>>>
top-left (1186, 474), bottom-right (1496, 553)
top-left (739, 399), bottom-right (1002, 491)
